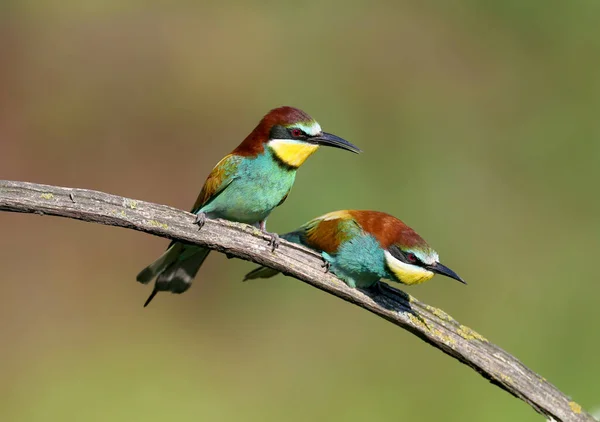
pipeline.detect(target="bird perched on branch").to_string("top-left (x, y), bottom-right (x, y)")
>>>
top-left (244, 210), bottom-right (464, 289)
top-left (137, 106), bottom-right (361, 306)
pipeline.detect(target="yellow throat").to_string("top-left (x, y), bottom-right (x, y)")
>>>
top-left (268, 139), bottom-right (319, 168)
top-left (384, 250), bottom-right (435, 285)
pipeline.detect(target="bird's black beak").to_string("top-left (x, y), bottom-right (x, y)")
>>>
top-left (428, 262), bottom-right (466, 284)
top-left (311, 132), bottom-right (362, 153)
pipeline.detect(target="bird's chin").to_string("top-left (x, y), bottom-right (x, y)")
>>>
top-left (384, 251), bottom-right (435, 285)
top-left (397, 269), bottom-right (435, 286)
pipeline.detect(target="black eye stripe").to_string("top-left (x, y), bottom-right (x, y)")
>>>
top-left (388, 245), bottom-right (405, 261)
top-left (268, 125), bottom-right (310, 140)
top-left (269, 125), bottom-right (290, 139)
top-left (388, 246), bottom-right (424, 266)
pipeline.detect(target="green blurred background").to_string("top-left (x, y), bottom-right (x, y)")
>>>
top-left (1, 1), bottom-right (599, 421)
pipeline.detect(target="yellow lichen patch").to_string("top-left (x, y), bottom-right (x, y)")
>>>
top-left (123, 199), bottom-right (138, 209)
top-left (431, 328), bottom-right (456, 347)
top-left (407, 312), bottom-right (429, 331)
top-left (457, 325), bottom-right (488, 342)
top-left (569, 402), bottom-right (581, 414)
top-left (425, 304), bottom-right (456, 323)
top-left (499, 373), bottom-right (512, 383)
top-left (406, 313), bottom-right (455, 345)
top-left (148, 220), bottom-right (168, 229)
top-left (40, 193), bottom-right (54, 200)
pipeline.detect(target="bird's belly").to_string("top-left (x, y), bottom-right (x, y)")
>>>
top-left (202, 172), bottom-right (295, 224)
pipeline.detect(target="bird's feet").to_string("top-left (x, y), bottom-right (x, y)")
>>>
top-left (258, 219), bottom-right (280, 252)
top-left (321, 258), bottom-right (331, 273)
top-left (194, 212), bottom-right (207, 230)
top-left (321, 252), bottom-right (334, 274)
top-left (265, 232), bottom-right (280, 252)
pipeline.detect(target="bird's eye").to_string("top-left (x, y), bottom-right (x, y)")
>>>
top-left (291, 128), bottom-right (303, 138)
top-left (407, 253), bottom-right (417, 263)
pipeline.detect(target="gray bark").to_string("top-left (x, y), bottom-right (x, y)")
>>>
top-left (0, 179), bottom-right (594, 422)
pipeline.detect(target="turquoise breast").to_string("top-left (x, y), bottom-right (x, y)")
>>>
top-left (200, 149), bottom-right (296, 224)
top-left (327, 234), bottom-right (388, 288)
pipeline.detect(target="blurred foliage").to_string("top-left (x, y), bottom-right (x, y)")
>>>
top-left (1, 1), bottom-right (599, 421)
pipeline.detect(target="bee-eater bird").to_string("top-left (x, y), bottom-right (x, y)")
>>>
top-left (137, 106), bottom-right (361, 306)
top-left (244, 210), bottom-right (465, 289)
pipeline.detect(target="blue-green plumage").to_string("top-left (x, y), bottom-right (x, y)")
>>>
top-left (294, 215), bottom-right (387, 288)
top-left (251, 223), bottom-right (387, 288)
top-left (198, 148), bottom-right (297, 223)
top-left (138, 147), bottom-right (300, 307)
top-left (244, 210), bottom-right (465, 289)
top-left (322, 234), bottom-right (388, 288)
top-left (136, 106), bottom-right (360, 306)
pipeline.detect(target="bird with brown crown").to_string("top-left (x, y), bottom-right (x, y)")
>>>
top-left (137, 107), bottom-right (361, 306)
top-left (244, 210), bottom-right (465, 289)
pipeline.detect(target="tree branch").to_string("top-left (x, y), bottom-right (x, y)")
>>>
top-left (0, 180), bottom-right (594, 422)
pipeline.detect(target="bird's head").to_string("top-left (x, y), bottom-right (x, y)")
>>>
top-left (384, 242), bottom-right (465, 286)
top-left (341, 211), bottom-right (465, 286)
top-left (234, 106), bottom-right (361, 168)
top-left (374, 214), bottom-right (465, 286)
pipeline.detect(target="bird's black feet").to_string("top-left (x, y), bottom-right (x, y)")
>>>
top-left (257, 219), bottom-right (279, 252)
top-left (321, 258), bottom-right (331, 273)
top-left (194, 212), bottom-right (207, 229)
top-left (266, 232), bottom-right (280, 252)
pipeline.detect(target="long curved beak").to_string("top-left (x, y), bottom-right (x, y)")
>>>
top-left (311, 132), bottom-right (362, 153)
top-left (428, 262), bottom-right (466, 284)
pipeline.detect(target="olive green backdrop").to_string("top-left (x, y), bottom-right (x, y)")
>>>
top-left (1, 1), bottom-right (599, 421)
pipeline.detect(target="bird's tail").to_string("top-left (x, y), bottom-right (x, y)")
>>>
top-left (136, 242), bottom-right (184, 284)
top-left (243, 231), bottom-right (302, 281)
top-left (137, 242), bottom-right (210, 306)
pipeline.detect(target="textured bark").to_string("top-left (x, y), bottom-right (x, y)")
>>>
top-left (0, 180), bottom-right (594, 422)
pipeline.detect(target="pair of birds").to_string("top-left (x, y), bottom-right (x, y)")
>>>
top-left (137, 106), bottom-right (464, 306)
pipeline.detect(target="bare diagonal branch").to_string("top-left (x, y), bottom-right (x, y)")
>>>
top-left (0, 179), bottom-right (594, 422)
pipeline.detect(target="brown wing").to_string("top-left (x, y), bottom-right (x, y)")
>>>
top-left (191, 154), bottom-right (242, 213)
top-left (301, 211), bottom-right (361, 254)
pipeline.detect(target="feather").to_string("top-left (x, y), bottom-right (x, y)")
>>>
top-left (190, 154), bottom-right (242, 213)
